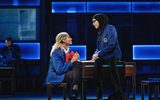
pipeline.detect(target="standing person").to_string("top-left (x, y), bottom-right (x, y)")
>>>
top-left (91, 13), bottom-right (125, 100)
top-left (45, 32), bottom-right (81, 100)
top-left (0, 37), bottom-right (21, 66)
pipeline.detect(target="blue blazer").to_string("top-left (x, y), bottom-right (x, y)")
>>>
top-left (45, 48), bottom-right (73, 85)
top-left (0, 44), bottom-right (20, 66)
top-left (95, 24), bottom-right (121, 60)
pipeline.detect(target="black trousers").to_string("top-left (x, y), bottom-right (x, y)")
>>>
top-left (95, 57), bottom-right (124, 100)
top-left (64, 61), bottom-right (82, 95)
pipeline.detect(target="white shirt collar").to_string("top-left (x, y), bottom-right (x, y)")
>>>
top-left (62, 47), bottom-right (70, 53)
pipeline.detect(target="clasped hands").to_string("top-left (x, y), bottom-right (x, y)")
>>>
top-left (71, 52), bottom-right (80, 63)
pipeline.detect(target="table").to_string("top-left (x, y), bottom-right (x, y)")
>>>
top-left (80, 60), bottom-right (136, 100)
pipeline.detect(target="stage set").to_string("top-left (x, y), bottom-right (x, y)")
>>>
top-left (0, 0), bottom-right (160, 100)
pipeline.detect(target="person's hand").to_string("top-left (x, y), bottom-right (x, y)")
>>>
top-left (71, 52), bottom-right (79, 63)
top-left (91, 53), bottom-right (99, 61)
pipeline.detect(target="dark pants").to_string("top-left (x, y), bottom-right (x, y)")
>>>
top-left (64, 61), bottom-right (82, 97)
top-left (95, 57), bottom-right (125, 100)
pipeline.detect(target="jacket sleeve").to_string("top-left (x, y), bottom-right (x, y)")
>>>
top-left (98, 25), bottom-right (117, 57)
top-left (94, 49), bottom-right (98, 54)
top-left (51, 52), bottom-right (73, 75)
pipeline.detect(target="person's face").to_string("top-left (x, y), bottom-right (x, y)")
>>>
top-left (5, 40), bottom-right (11, 47)
top-left (63, 35), bottom-right (72, 45)
top-left (92, 18), bottom-right (99, 29)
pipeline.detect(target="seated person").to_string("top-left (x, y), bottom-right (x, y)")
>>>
top-left (0, 37), bottom-right (21, 66)
top-left (45, 32), bottom-right (81, 99)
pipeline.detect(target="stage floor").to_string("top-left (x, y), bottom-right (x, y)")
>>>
top-left (0, 92), bottom-right (150, 100)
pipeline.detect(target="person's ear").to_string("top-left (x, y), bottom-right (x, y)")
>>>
top-left (62, 39), bottom-right (66, 43)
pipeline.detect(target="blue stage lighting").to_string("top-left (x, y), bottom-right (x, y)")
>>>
top-left (0, 0), bottom-right (40, 6)
top-left (52, 2), bottom-right (86, 13)
top-left (0, 0), bottom-right (13, 6)
top-left (87, 2), bottom-right (131, 13)
top-left (69, 45), bottom-right (86, 60)
top-left (132, 2), bottom-right (160, 13)
top-left (0, 43), bottom-right (40, 60)
top-left (133, 45), bottom-right (160, 60)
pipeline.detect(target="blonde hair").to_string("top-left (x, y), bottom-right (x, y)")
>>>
top-left (50, 32), bottom-right (69, 56)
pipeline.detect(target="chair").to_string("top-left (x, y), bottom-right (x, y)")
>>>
top-left (0, 66), bottom-right (16, 95)
top-left (124, 62), bottom-right (136, 100)
top-left (47, 82), bottom-right (67, 100)
top-left (141, 79), bottom-right (160, 100)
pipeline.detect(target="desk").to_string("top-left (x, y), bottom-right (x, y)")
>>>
top-left (80, 61), bottom-right (136, 100)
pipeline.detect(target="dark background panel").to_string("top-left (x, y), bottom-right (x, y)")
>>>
top-left (50, 14), bottom-right (87, 46)
top-left (132, 14), bottom-right (160, 44)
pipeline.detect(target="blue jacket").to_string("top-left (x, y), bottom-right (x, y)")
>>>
top-left (45, 48), bottom-right (73, 85)
top-left (0, 44), bottom-right (20, 66)
top-left (95, 24), bottom-right (121, 60)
